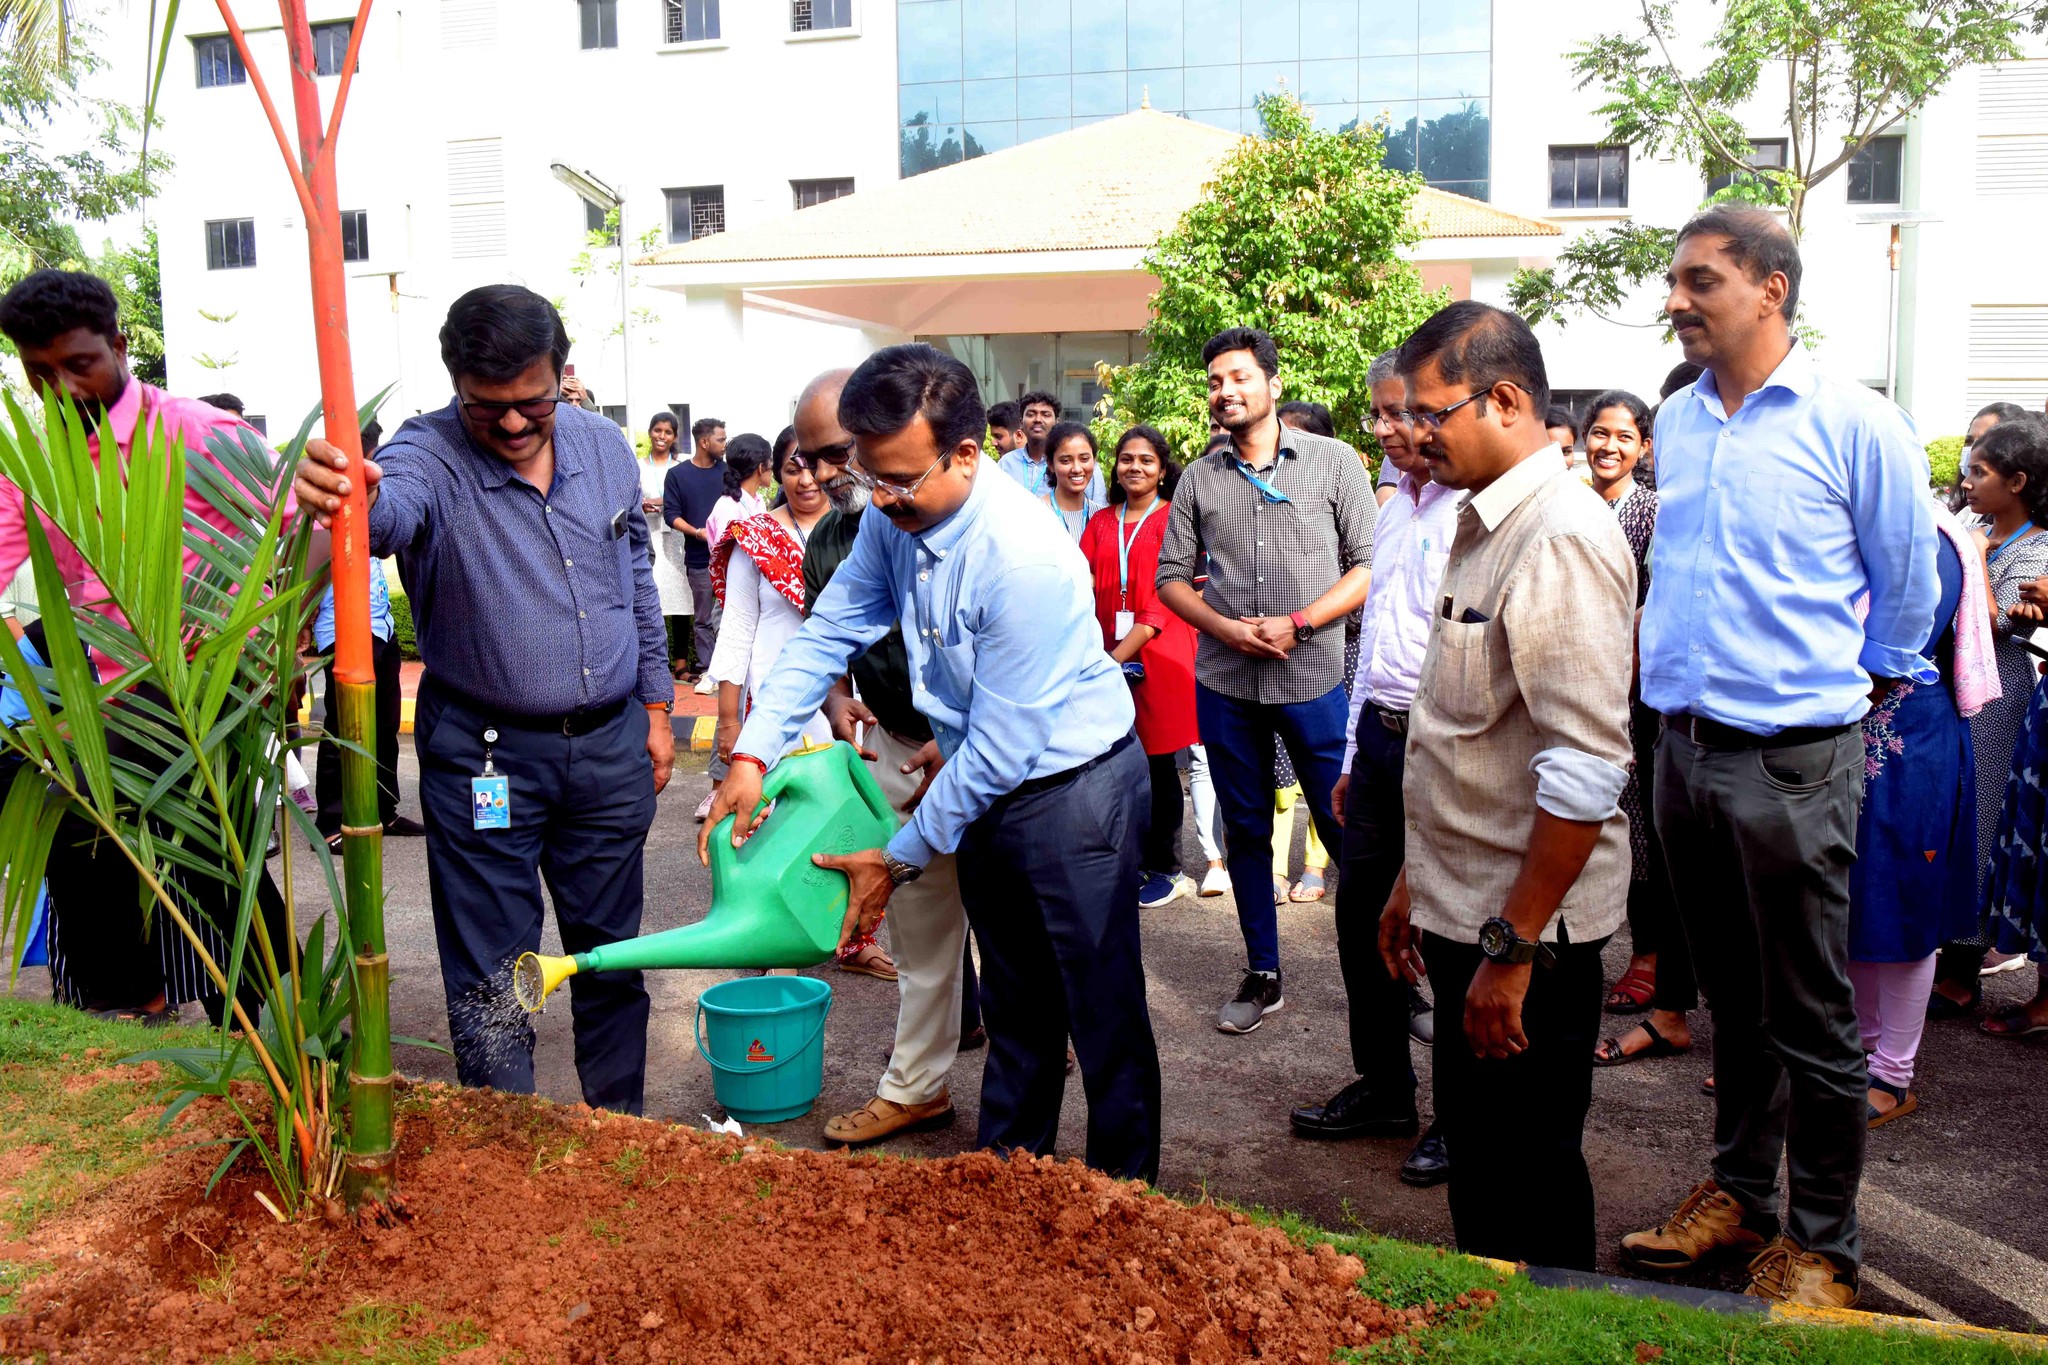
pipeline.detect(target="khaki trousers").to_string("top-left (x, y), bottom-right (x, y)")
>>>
top-left (868, 724), bottom-right (971, 1106)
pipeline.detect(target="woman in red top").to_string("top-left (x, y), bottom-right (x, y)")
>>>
top-left (1080, 425), bottom-right (1202, 909)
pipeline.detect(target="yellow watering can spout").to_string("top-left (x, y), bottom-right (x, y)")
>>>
top-left (509, 740), bottom-right (898, 1014)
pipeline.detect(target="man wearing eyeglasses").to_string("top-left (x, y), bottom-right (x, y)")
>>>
top-left (1157, 326), bottom-right (1377, 1037)
top-left (293, 283), bottom-right (673, 1117)
top-left (700, 343), bottom-right (1162, 1183)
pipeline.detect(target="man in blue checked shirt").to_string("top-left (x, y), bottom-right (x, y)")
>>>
top-left (1624, 208), bottom-right (1938, 1309)
top-left (703, 344), bottom-right (1161, 1183)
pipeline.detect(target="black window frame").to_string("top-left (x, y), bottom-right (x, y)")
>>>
top-left (204, 217), bottom-right (257, 270)
top-left (583, 198), bottom-right (618, 245)
top-left (340, 209), bottom-right (370, 262)
top-left (1547, 144), bottom-right (1629, 210)
top-left (1706, 137), bottom-right (1788, 196)
top-left (1846, 135), bottom-right (1905, 205)
top-left (664, 185), bottom-right (726, 243)
top-left (791, 177), bottom-right (855, 209)
top-left (194, 34), bottom-right (245, 88)
top-left (791, 0), bottom-right (852, 32)
top-left (663, 0), bottom-right (718, 44)
top-left (310, 20), bottom-right (354, 76)
top-left (578, 0), bottom-right (617, 49)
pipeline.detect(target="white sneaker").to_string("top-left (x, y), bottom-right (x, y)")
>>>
top-left (1200, 865), bottom-right (1230, 897)
top-left (694, 674), bottom-right (719, 695)
top-left (694, 790), bottom-right (716, 822)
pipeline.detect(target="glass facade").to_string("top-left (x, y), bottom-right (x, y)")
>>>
top-left (921, 332), bottom-right (1149, 419)
top-left (896, 0), bottom-right (1491, 198)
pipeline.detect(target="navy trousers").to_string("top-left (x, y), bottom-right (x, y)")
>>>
top-left (1194, 682), bottom-right (1350, 973)
top-left (415, 680), bottom-right (655, 1114)
top-left (958, 734), bottom-right (1161, 1182)
top-left (1335, 705), bottom-right (1419, 1094)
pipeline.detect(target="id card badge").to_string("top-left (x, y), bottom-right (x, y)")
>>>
top-left (1113, 610), bottom-right (1136, 641)
top-left (472, 728), bottom-right (510, 831)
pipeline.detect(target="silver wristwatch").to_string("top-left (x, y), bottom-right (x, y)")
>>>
top-left (881, 852), bottom-right (923, 886)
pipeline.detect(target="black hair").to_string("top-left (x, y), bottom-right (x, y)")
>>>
top-left (1043, 420), bottom-right (1097, 466)
top-left (360, 418), bottom-right (383, 455)
top-left (1109, 424), bottom-right (1182, 505)
top-left (772, 425), bottom-right (799, 470)
top-left (838, 343), bottom-right (987, 466)
top-left (1578, 389), bottom-right (1651, 443)
top-left (1019, 390), bottom-right (1060, 416)
top-left (1202, 326), bottom-right (1280, 379)
top-left (1973, 402), bottom-right (2031, 434)
top-left (438, 284), bottom-right (570, 385)
top-left (1544, 404), bottom-right (1577, 433)
top-left (1660, 361), bottom-right (1704, 400)
top-left (1675, 206), bottom-right (1802, 322)
top-left (986, 400), bottom-right (1021, 432)
top-left (691, 416), bottom-right (724, 444)
top-left (721, 432), bottom-right (771, 499)
top-left (0, 269), bottom-right (122, 349)
top-left (1396, 300), bottom-right (1551, 415)
top-left (1970, 416), bottom-right (2048, 524)
top-left (198, 392), bottom-right (245, 414)
top-left (1276, 400), bottom-right (1335, 438)
top-left (647, 411), bottom-right (678, 435)
top-left (1203, 431), bottom-right (1233, 457)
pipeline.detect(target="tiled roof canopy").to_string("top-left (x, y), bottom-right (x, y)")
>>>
top-left (641, 109), bottom-right (1558, 268)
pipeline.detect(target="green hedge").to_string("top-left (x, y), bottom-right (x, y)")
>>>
top-left (1928, 434), bottom-right (1963, 492)
top-left (388, 592), bottom-right (419, 661)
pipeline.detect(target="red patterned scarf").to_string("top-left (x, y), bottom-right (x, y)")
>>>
top-left (711, 513), bottom-right (809, 612)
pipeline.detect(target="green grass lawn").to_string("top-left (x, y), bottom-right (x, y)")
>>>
top-left (0, 997), bottom-right (2041, 1364)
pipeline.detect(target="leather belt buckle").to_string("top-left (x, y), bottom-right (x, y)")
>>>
top-left (1375, 705), bottom-right (1408, 736)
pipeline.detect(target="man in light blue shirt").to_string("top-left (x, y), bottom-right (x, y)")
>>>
top-left (997, 388), bottom-right (1107, 504)
top-left (1626, 208), bottom-right (1938, 1309)
top-left (704, 345), bottom-right (1160, 1182)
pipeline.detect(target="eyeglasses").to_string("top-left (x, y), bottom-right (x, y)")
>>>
top-left (1371, 409), bottom-right (1416, 430)
top-left (844, 447), bottom-right (950, 501)
top-left (461, 396), bottom-right (566, 424)
top-left (1408, 389), bottom-right (1496, 432)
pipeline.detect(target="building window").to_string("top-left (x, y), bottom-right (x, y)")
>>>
top-left (194, 35), bottom-right (245, 87)
top-left (792, 177), bottom-right (854, 209)
top-left (579, 0), bottom-right (617, 49)
top-left (793, 0), bottom-right (851, 32)
top-left (340, 210), bottom-right (370, 262)
top-left (664, 0), bottom-right (718, 44)
top-left (311, 21), bottom-right (353, 75)
top-left (1705, 138), bottom-right (1787, 196)
top-left (1548, 145), bottom-right (1628, 210)
top-left (204, 218), bottom-right (257, 270)
top-left (601, 405), bottom-right (628, 428)
top-left (584, 198), bottom-right (618, 245)
top-left (665, 186), bottom-right (725, 243)
top-left (669, 402), bottom-right (692, 448)
top-left (244, 415), bottom-right (268, 436)
top-left (1847, 135), bottom-right (1905, 204)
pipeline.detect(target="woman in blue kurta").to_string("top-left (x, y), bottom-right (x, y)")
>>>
top-left (1848, 527), bottom-right (1975, 1128)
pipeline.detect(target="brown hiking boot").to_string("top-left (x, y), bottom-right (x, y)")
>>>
top-left (1619, 1179), bottom-right (1771, 1275)
top-left (822, 1091), bottom-right (954, 1147)
top-left (1742, 1237), bottom-right (1859, 1309)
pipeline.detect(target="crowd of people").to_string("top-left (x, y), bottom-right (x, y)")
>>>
top-left (5, 199), bottom-right (2047, 1312)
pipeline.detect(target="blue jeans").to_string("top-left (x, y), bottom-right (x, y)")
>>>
top-left (1194, 683), bottom-right (1349, 974)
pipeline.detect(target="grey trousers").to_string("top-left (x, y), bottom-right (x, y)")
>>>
top-left (687, 565), bottom-right (720, 670)
top-left (1654, 724), bottom-right (1868, 1270)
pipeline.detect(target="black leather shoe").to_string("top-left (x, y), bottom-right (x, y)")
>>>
top-left (1407, 984), bottom-right (1435, 1047)
top-left (383, 815), bottom-right (428, 837)
top-left (1399, 1121), bottom-right (1450, 1187)
top-left (1290, 1077), bottom-right (1419, 1140)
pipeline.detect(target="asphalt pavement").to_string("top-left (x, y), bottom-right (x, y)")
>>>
top-left (14, 738), bottom-right (2047, 1333)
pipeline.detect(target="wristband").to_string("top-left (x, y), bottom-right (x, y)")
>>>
top-left (730, 752), bottom-right (769, 776)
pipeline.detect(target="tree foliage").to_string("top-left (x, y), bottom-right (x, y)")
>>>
top-left (1102, 92), bottom-right (1448, 461)
top-left (1510, 0), bottom-right (2048, 330)
top-left (94, 224), bottom-right (164, 385)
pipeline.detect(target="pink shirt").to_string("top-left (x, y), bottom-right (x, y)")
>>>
top-left (1344, 470), bottom-right (1464, 770)
top-left (0, 379), bottom-right (288, 680)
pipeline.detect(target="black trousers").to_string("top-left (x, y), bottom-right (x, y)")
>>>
top-left (1334, 706), bottom-right (1418, 1095)
top-left (1627, 701), bottom-right (1698, 1012)
top-left (959, 734), bottom-right (1161, 1182)
top-left (315, 633), bottom-right (402, 834)
top-left (1655, 726), bottom-right (1868, 1269)
top-left (415, 680), bottom-right (656, 1114)
top-left (1142, 751), bottom-right (1185, 875)
top-left (1424, 928), bottom-right (1608, 1271)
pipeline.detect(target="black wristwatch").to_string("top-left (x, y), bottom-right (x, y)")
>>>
top-left (881, 852), bottom-right (923, 886)
top-left (1478, 917), bottom-right (1557, 969)
top-left (1289, 610), bottom-right (1315, 643)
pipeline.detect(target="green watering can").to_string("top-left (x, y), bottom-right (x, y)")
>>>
top-left (513, 739), bottom-right (898, 1012)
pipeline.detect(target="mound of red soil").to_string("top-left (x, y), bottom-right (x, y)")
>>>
top-left (1, 1081), bottom-right (1460, 1363)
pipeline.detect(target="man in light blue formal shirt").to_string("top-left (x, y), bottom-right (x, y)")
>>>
top-left (1625, 208), bottom-right (1938, 1309)
top-left (704, 344), bottom-right (1160, 1182)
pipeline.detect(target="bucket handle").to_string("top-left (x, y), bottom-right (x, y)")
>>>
top-left (694, 991), bottom-right (833, 1076)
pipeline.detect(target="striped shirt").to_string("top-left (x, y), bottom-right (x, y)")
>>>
top-left (1156, 421), bottom-right (1377, 704)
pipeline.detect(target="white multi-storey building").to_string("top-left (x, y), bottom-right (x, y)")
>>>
top-left (151, 0), bottom-right (2048, 444)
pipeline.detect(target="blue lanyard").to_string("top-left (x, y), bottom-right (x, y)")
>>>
top-left (1116, 499), bottom-right (1160, 603)
top-left (1990, 521), bottom-right (2036, 564)
top-left (1233, 458), bottom-right (1292, 504)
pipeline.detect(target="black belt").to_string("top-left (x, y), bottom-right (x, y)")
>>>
top-left (1010, 732), bottom-right (1137, 798)
top-left (1369, 701), bottom-right (1409, 735)
top-left (428, 678), bottom-right (633, 738)
top-left (1662, 712), bottom-right (1852, 751)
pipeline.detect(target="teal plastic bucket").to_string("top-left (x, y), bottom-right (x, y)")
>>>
top-left (694, 975), bottom-right (833, 1124)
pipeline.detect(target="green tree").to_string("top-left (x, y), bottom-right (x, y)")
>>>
top-left (1102, 91), bottom-right (1448, 461)
top-left (94, 224), bottom-right (164, 385)
top-left (1510, 0), bottom-right (2048, 329)
top-left (0, 0), bottom-right (71, 95)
